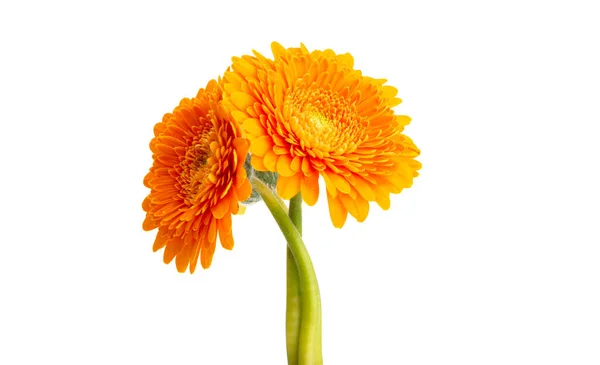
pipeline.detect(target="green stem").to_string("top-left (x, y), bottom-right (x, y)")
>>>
top-left (289, 195), bottom-right (323, 365)
top-left (286, 195), bottom-right (302, 365)
top-left (252, 177), bottom-right (322, 365)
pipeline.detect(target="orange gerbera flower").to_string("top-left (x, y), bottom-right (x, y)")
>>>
top-left (142, 80), bottom-right (252, 273)
top-left (222, 43), bottom-right (421, 228)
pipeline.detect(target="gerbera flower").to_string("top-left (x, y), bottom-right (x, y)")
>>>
top-left (142, 80), bottom-right (252, 273)
top-left (222, 43), bottom-right (421, 228)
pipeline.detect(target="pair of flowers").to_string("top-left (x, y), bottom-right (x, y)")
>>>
top-left (142, 42), bottom-right (421, 273)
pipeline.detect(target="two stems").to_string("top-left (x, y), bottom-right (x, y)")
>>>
top-left (251, 177), bottom-right (322, 365)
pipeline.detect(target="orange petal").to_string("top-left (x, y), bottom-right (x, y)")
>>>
top-left (142, 197), bottom-right (151, 211)
top-left (200, 238), bottom-right (216, 269)
top-left (163, 237), bottom-right (183, 264)
top-left (152, 231), bottom-right (168, 252)
top-left (189, 243), bottom-right (202, 274)
top-left (142, 215), bottom-right (155, 231)
top-left (237, 179), bottom-right (253, 202)
top-left (218, 215), bottom-right (234, 250)
top-left (207, 217), bottom-right (218, 244)
top-left (233, 137), bottom-right (250, 160)
top-left (176, 243), bottom-right (192, 273)
top-left (211, 195), bottom-right (231, 219)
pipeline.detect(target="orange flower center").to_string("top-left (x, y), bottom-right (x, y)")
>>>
top-left (179, 122), bottom-right (214, 205)
top-left (284, 88), bottom-right (365, 154)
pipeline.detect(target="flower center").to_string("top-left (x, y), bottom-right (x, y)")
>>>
top-left (284, 88), bottom-right (365, 155)
top-left (180, 122), bottom-right (214, 205)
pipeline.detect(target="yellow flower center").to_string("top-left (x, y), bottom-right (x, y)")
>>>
top-left (284, 88), bottom-right (365, 155)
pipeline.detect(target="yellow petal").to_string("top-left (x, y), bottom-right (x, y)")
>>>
top-left (327, 192), bottom-right (347, 228)
top-left (348, 175), bottom-right (376, 201)
top-left (376, 193), bottom-right (391, 210)
top-left (276, 154), bottom-right (295, 177)
top-left (231, 92), bottom-right (256, 111)
top-left (232, 58), bottom-right (257, 78)
top-left (338, 53), bottom-right (354, 68)
top-left (301, 157), bottom-right (313, 175)
top-left (339, 193), bottom-right (359, 221)
top-left (251, 135), bottom-right (274, 157)
top-left (290, 156), bottom-right (301, 172)
top-left (388, 97), bottom-right (402, 107)
top-left (244, 118), bottom-right (266, 136)
top-left (382, 85), bottom-right (398, 98)
top-left (277, 174), bottom-right (302, 200)
top-left (263, 150), bottom-right (278, 171)
top-left (321, 171), bottom-right (337, 198)
top-left (397, 115), bottom-right (412, 127)
top-left (231, 110), bottom-right (247, 123)
top-left (251, 154), bottom-right (267, 171)
top-left (354, 195), bottom-right (370, 222)
top-left (324, 170), bottom-right (351, 194)
top-left (301, 173), bottom-right (319, 206)
top-left (271, 42), bottom-right (286, 59)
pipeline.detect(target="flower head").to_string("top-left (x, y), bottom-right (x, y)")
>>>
top-left (142, 80), bottom-right (252, 273)
top-left (223, 43), bottom-right (420, 228)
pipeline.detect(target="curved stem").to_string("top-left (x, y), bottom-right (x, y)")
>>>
top-left (289, 194), bottom-right (323, 365)
top-left (286, 194), bottom-right (302, 365)
top-left (252, 177), bottom-right (322, 365)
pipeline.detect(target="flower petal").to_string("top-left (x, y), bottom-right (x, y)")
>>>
top-left (301, 173), bottom-right (319, 206)
top-left (277, 174), bottom-right (302, 200)
top-left (327, 192), bottom-right (348, 228)
top-left (276, 154), bottom-right (295, 177)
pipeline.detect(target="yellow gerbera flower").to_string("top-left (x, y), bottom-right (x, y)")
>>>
top-left (142, 80), bottom-right (252, 272)
top-left (223, 43), bottom-right (420, 228)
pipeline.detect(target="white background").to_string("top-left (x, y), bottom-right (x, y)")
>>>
top-left (1, 1), bottom-right (599, 364)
